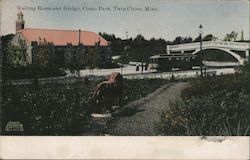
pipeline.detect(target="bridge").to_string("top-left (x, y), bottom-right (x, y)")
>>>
top-left (166, 40), bottom-right (250, 65)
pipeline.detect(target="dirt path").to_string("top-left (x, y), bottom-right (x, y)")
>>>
top-left (103, 82), bottom-right (189, 136)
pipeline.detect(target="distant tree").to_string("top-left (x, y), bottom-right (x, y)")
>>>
top-left (150, 37), bottom-right (156, 41)
top-left (173, 36), bottom-right (183, 44)
top-left (231, 31), bottom-right (238, 41)
top-left (203, 34), bottom-right (214, 41)
top-left (193, 34), bottom-right (216, 42)
top-left (150, 38), bottom-right (167, 55)
top-left (134, 34), bottom-right (145, 42)
top-left (193, 35), bottom-right (201, 42)
top-left (6, 39), bottom-right (27, 67)
top-left (1, 34), bottom-right (14, 80)
top-left (173, 36), bottom-right (192, 44)
top-left (121, 45), bottom-right (130, 63)
top-left (224, 31), bottom-right (238, 41)
top-left (98, 32), bottom-right (168, 63)
top-left (99, 32), bottom-right (116, 41)
top-left (132, 34), bottom-right (147, 61)
top-left (1, 34), bottom-right (15, 58)
top-left (36, 39), bottom-right (54, 67)
top-left (182, 37), bottom-right (193, 43)
top-left (84, 43), bottom-right (101, 71)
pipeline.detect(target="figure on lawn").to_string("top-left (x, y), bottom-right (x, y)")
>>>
top-left (89, 72), bottom-right (124, 113)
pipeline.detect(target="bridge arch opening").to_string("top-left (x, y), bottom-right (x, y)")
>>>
top-left (194, 49), bottom-right (239, 62)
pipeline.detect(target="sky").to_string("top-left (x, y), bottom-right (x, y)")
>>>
top-left (1, 0), bottom-right (249, 41)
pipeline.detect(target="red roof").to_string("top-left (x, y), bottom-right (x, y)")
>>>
top-left (18, 28), bottom-right (109, 46)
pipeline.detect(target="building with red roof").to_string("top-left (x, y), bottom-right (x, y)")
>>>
top-left (12, 11), bottom-right (111, 66)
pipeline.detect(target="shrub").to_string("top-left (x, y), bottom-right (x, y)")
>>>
top-left (2, 64), bottom-right (66, 80)
top-left (1, 83), bottom-right (92, 135)
top-left (1, 78), bottom-right (169, 135)
top-left (158, 89), bottom-right (250, 136)
top-left (182, 74), bottom-right (248, 99)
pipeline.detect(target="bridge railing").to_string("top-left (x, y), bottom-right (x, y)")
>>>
top-left (169, 40), bottom-right (250, 51)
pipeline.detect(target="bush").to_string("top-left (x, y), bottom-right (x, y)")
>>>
top-left (158, 90), bottom-right (250, 136)
top-left (2, 64), bottom-right (66, 80)
top-left (182, 74), bottom-right (249, 98)
top-left (158, 74), bottom-right (250, 136)
top-left (1, 78), bottom-right (169, 135)
top-left (1, 83), bottom-right (92, 135)
top-left (100, 62), bottom-right (120, 69)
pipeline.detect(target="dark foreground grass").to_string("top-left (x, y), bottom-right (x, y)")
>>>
top-left (157, 74), bottom-right (250, 136)
top-left (1, 78), bottom-right (169, 135)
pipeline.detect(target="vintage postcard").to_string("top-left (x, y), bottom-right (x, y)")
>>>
top-left (0, 0), bottom-right (250, 159)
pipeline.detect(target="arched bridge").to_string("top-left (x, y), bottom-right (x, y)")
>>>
top-left (167, 40), bottom-right (250, 65)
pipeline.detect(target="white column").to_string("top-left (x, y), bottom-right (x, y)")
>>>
top-left (246, 50), bottom-right (249, 58)
top-left (166, 45), bottom-right (170, 54)
top-left (181, 50), bottom-right (184, 54)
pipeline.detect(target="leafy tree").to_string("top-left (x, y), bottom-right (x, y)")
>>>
top-left (134, 34), bottom-right (145, 42)
top-left (98, 32), bottom-right (167, 63)
top-left (193, 35), bottom-right (201, 42)
top-left (203, 34), bottom-right (214, 41)
top-left (182, 37), bottom-right (193, 43)
top-left (173, 36), bottom-right (183, 44)
top-left (120, 45), bottom-right (130, 64)
top-left (5, 39), bottom-right (27, 67)
top-left (149, 38), bottom-right (167, 55)
top-left (132, 34), bottom-right (151, 70)
top-left (193, 34), bottom-right (215, 42)
top-left (224, 31), bottom-right (238, 41)
top-left (1, 35), bottom-right (65, 80)
top-left (2, 34), bottom-right (15, 67)
top-left (172, 36), bottom-right (192, 44)
top-left (36, 39), bottom-right (54, 67)
top-left (98, 32), bottom-right (116, 41)
top-left (231, 31), bottom-right (238, 41)
top-left (84, 43), bottom-right (101, 71)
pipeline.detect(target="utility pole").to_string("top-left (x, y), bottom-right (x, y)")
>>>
top-left (0, 38), bottom-right (2, 132)
top-left (78, 29), bottom-right (81, 77)
top-left (51, 44), bottom-right (55, 85)
top-left (199, 24), bottom-right (204, 77)
top-left (121, 31), bottom-right (128, 74)
top-left (75, 29), bottom-right (81, 108)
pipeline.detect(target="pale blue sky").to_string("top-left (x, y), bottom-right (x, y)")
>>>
top-left (1, 0), bottom-right (249, 41)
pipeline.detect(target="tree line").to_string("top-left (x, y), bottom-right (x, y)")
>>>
top-left (98, 32), bottom-right (218, 64)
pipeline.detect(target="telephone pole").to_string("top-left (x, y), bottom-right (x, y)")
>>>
top-left (199, 24), bottom-right (204, 77)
